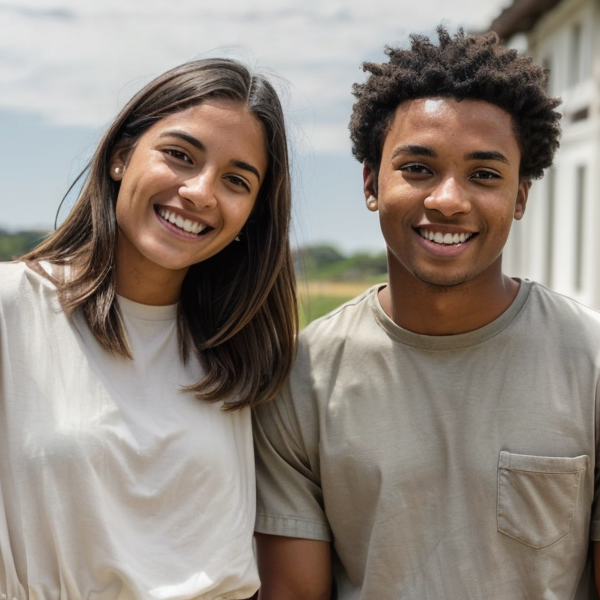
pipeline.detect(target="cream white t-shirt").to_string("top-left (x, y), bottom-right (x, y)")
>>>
top-left (0, 261), bottom-right (258, 600)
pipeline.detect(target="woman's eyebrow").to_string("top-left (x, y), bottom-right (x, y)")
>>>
top-left (231, 160), bottom-right (261, 182)
top-left (159, 130), bottom-right (204, 151)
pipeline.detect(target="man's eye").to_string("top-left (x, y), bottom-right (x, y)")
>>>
top-left (401, 164), bottom-right (430, 175)
top-left (472, 170), bottom-right (499, 180)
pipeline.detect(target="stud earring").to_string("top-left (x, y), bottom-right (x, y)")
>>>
top-left (366, 195), bottom-right (378, 211)
top-left (114, 166), bottom-right (123, 176)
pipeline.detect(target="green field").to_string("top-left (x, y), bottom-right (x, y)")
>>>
top-left (298, 280), bottom-right (378, 328)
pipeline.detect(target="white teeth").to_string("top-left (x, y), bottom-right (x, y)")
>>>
top-left (158, 208), bottom-right (208, 235)
top-left (420, 229), bottom-right (473, 245)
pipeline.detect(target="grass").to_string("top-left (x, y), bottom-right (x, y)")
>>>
top-left (297, 280), bottom-right (378, 328)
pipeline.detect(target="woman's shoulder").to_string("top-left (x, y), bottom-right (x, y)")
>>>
top-left (0, 260), bottom-right (29, 285)
top-left (0, 260), bottom-right (56, 303)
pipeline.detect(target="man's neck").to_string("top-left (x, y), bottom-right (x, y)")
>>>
top-left (379, 273), bottom-right (521, 336)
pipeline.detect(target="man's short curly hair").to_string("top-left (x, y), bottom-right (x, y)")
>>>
top-left (349, 26), bottom-right (562, 180)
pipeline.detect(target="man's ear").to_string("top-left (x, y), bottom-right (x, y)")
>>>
top-left (363, 161), bottom-right (377, 197)
top-left (363, 161), bottom-right (379, 212)
top-left (109, 146), bottom-right (130, 181)
top-left (514, 179), bottom-right (531, 221)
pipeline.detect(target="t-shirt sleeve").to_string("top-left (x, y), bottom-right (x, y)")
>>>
top-left (253, 378), bottom-right (332, 542)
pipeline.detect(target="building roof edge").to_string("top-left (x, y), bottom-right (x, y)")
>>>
top-left (489, 0), bottom-right (563, 38)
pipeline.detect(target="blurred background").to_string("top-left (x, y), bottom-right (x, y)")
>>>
top-left (2, 0), bottom-right (597, 323)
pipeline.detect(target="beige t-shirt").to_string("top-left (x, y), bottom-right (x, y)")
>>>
top-left (0, 261), bottom-right (258, 600)
top-left (254, 280), bottom-right (600, 599)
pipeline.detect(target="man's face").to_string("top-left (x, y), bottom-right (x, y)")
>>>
top-left (365, 97), bottom-right (530, 290)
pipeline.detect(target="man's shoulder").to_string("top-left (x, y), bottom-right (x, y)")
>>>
top-left (299, 284), bottom-right (383, 348)
top-left (524, 280), bottom-right (600, 342)
top-left (288, 284), bottom-right (385, 381)
top-left (527, 280), bottom-right (600, 323)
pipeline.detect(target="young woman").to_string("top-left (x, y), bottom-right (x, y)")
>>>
top-left (0, 58), bottom-right (297, 599)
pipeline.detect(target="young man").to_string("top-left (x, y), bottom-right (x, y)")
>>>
top-left (253, 27), bottom-right (600, 599)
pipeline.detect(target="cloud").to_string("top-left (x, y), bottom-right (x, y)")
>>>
top-left (0, 0), bottom-right (509, 151)
top-left (0, 3), bottom-right (75, 20)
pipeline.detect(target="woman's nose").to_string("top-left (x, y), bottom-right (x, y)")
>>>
top-left (179, 170), bottom-right (217, 209)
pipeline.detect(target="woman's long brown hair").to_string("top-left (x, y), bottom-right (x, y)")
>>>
top-left (23, 58), bottom-right (298, 410)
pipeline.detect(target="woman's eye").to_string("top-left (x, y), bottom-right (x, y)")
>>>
top-left (164, 149), bottom-right (192, 163)
top-left (225, 175), bottom-right (251, 192)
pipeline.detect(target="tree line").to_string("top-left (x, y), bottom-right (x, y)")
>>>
top-left (0, 230), bottom-right (387, 281)
top-left (295, 244), bottom-right (387, 282)
top-left (0, 229), bottom-right (48, 261)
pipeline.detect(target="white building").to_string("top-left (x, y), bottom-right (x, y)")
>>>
top-left (490, 0), bottom-right (600, 309)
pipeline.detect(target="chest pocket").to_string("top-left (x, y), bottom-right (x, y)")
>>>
top-left (497, 451), bottom-right (588, 549)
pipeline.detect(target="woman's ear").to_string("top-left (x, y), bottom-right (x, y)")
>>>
top-left (109, 147), bottom-right (129, 181)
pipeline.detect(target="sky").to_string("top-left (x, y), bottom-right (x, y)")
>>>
top-left (0, 0), bottom-right (512, 253)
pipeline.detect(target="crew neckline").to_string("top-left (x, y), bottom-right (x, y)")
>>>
top-left (116, 295), bottom-right (178, 321)
top-left (371, 279), bottom-right (532, 351)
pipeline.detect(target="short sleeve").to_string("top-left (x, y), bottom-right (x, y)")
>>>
top-left (253, 379), bottom-right (332, 542)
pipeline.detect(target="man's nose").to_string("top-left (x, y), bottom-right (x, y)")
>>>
top-left (423, 176), bottom-right (471, 217)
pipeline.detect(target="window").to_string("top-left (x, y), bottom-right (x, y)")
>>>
top-left (574, 165), bottom-right (586, 291)
top-left (571, 107), bottom-right (589, 122)
top-left (545, 168), bottom-right (555, 288)
top-left (568, 22), bottom-right (583, 86)
top-left (567, 20), bottom-right (592, 87)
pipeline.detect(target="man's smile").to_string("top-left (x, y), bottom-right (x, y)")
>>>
top-left (416, 228), bottom-right (476, 245)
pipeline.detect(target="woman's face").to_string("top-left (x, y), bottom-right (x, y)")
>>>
top-left (110, 98), bottom-right (268, 304)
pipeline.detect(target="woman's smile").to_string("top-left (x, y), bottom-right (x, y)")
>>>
top-left (155, 205), bottom-right (213, 237)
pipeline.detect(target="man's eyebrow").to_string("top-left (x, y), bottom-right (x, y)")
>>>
top-left (465, 150), bottom-right (510, 164)
top-left (391, 145), bottom-right (437, 159)
top-left (159, 130), bottom-right (262, 182)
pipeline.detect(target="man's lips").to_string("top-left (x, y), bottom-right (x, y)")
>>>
top-left (416, 228), bottom-right (476, 245)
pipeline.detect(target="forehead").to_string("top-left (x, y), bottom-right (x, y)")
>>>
top-left (383, 97), bottom-right (520, 157)
top-left (136, 98), bottom-right (268, 170)
top-left (150, 99), bottom-right (265, 137)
